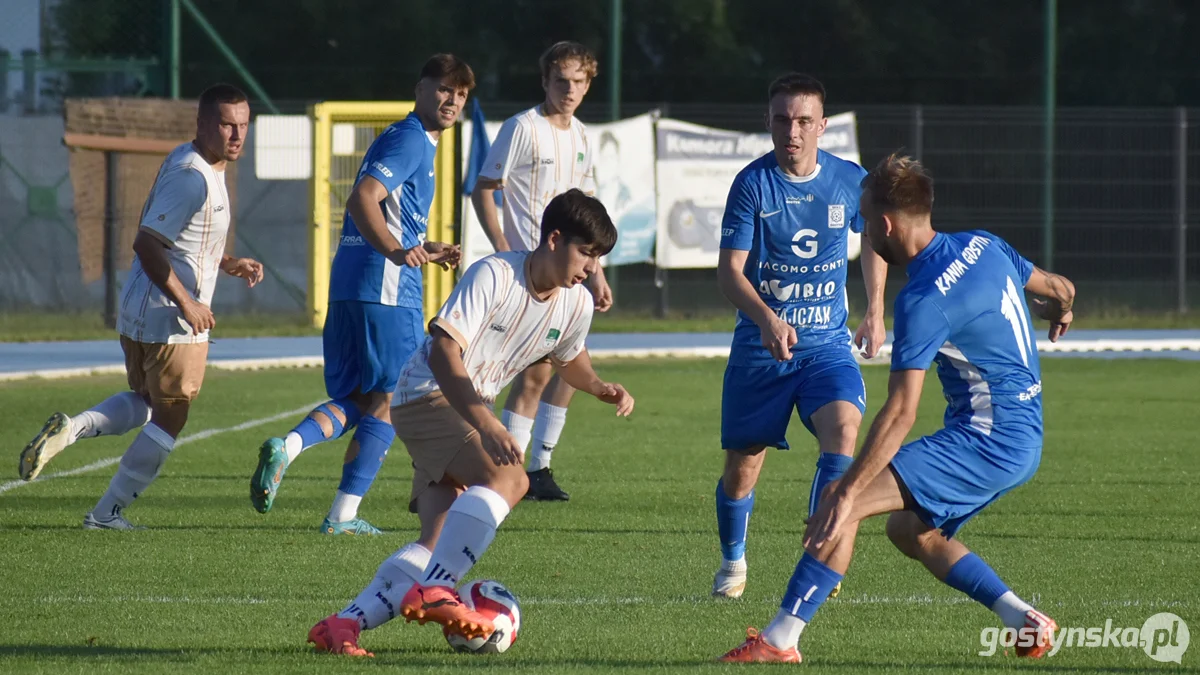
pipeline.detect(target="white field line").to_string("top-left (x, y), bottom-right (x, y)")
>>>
top-left (0, 401), bottom-right (323, 495)
top-left (19, 593), bottom-right (1192, 610)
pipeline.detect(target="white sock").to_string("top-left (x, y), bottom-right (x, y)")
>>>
top-left (339, 542), bottom-right (431, 630)
top-left (721, 557), bottom-right (747, 572)
top-left (327, 490), bottom-right (362, 523)
top-left (71, 392), bottom-right (151, 442)
top-left (991, 591), bottom-right (1035, 628)
top-left (529, 403), bottom-right (567, 472)
top-left (762, 608), bottom-right (807, 651)
top-left (421, 485), bottom-right (511, 588)
top-left (92, 423), bottom-right (174, 518)
top-left (501, 410), bottom-right (533, 460)
top-left (284, 431), bottom-right (304, 464)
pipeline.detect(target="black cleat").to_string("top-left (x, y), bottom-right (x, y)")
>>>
top-left (525, 468), bottom-right (570, 501)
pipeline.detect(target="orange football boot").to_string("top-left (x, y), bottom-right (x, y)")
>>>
top-left (1015, 610), bottom-right (1059, 658)
top-left (719, 627), bottom-right (803, 663)
top-left (399, 584), bottom-right (494, 641)
top-left (307, 614), bottom-right (373, 657)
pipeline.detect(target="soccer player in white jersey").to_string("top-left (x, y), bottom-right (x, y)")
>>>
top-left (470, 41), bottom-right (610, 501)
top-left (18, 84), bottom-right (262, 530)
top-left (307, 190), bottom-right (634, 655)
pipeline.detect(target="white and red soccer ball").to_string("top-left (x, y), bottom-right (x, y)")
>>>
top-left (444, 580), bottom-right (521, 654)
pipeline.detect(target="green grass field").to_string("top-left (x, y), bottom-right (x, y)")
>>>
top-left (1, 359), bottom-right (1198, 673)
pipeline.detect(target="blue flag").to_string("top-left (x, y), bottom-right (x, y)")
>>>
top-left (463, 98), bottom-right (502, 206)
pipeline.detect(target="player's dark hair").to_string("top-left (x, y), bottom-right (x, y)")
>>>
top-left (539, 189), bottom-right (617, 255)
top-left (540, 41), bottom-right (598, 82)
top-left (767, 73), bottom-right (826, 105)
top-left (420, 53), bottom-right (476, 91)
top-left (861, 153), bottom-right (935, 215)
top-left (198, 83), bottom-right (248, 118)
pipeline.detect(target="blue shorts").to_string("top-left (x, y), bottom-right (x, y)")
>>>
top-left (721, 345), bottom-right (866, 451)
top-left (323, 301), bottom-right (424, 400)
top-left (890, 425), bottom-right (1041, 538)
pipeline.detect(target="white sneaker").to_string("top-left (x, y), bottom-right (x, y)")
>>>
top-left (712, 559), bottom-right (748, 598)
top-left (19, 412), bottom-right (73, 481)
top-left (83, 511), bottom-right (142, 531)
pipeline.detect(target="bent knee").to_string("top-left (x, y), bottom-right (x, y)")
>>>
top-left (487, 466), bottom-right (529, 508)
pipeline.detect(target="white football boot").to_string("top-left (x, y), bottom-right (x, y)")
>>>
top-left (712, 559), bottom-right (748, 598)
top-left (19, 412), bottom-right (74, 481)
top-left (83, 510), bottom-right (142, 531)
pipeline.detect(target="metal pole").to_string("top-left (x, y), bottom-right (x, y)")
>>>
top-left (912, 104), bottom-right (924, 159)
top-left (179, 0), bottom-right (279, 113)
top-left (1042, 0), bottom-right (1057, 270)
top-left (0, 50), bottom-right (9, 113)
top-left (170, 0), bottom-right (181, 99)
top-left (21, 49), bottom-right (36, 114)
top-left (1177, 107), bottom-right (1188, 314)
top-left (607, 0), bottom-right (623, 302)
top-left (104, 152), bottom-right (120, 328)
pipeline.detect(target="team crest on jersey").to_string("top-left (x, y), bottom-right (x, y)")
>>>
top-left (576, 152), bottom-right (585, 164)
top-left (828, 204), bottom-right (846, 229)
top-left (544, 328), bottom-right (561, 347)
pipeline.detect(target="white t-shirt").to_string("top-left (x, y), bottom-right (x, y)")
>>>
top-left (394, 251), bottom-right (594, 406)
top-left (479, 106), bottom-right (597, 252)
top-left (118, 142), bottom-right (231, 344)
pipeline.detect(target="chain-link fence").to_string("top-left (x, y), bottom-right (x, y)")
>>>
top-left (2, 101), bottom-right (1197, 320)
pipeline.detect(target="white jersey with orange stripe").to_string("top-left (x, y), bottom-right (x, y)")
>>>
top-left (118, 142), bottom-right (231, 344)
top-left (393, 251), bottom-right (594, 406)
top-left (478, 106), bottom-right (597, 252)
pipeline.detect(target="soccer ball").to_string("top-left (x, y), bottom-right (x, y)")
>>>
top-left (443, 579), bottom-right (521, 654)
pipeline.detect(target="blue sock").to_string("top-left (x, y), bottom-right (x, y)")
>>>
top-left (809, 452), bottom-right (854, 516)
top-left (781, 553), bottom-right (844, 621)
top-left (715, 479), bottom-right (755, 562)
top-left (292, 398), bottom-right (362, 447)
top-left (338, 415), bottom-right (394, 497)
top-left (943, 553), bottom-right (1010, 608)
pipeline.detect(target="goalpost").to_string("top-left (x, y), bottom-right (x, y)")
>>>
top-left (307, 101), bottom-right (458, 328)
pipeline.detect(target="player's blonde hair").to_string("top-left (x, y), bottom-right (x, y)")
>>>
top-left (539, 41), bottom-right (598, 82)
top-left (861, 153), bottom-right (934, 215)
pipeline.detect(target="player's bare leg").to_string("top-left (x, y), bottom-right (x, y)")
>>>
top-left (85, 399), bottom-right (191, 530)
top-left (503, 361), bottom-right (569, 500)
top-left (400, 438), bottom-right (526, 640)
top-left (808, 400), bottom-right (863, 597)
top-left (885, 511), bottom-right (1057, 657)
top-left (713, 446), bottom-right (767, 598)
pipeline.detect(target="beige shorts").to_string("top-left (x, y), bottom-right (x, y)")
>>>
top-left (120, 336), bottom-right (209, 404)
top-left (391, 390), bottom-right (478, 512)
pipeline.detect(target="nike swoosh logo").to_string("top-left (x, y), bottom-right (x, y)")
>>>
top-left (428, 170), bottom-right (436, 177)
top-left (760, 209), bottom-right (782, 218)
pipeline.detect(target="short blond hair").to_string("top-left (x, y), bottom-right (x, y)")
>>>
top-left (861, 153), bottom-right (934, 215)
top-left (539, 41), bottom-right (598, 82)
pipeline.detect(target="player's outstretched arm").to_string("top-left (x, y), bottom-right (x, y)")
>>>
top-left (426, 327), bottom-right (524, 465)
top-left (805, 368), bottom-right (924, 550)
top-left (553, 349), bottom-right (634, 416)
top-left (718, 248), bottom-right (796, 361)
top-left (471, 178), bottom-right (510, 253)
top-left (1024, 266), bottom-right (1075, 342)
top-left (132, 230), bottom-right (214, 335)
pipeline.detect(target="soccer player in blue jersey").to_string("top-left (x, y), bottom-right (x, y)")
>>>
top-left (249, 54), bottom-right (474, 534)
top-left (712, 73), bottom-right (888, 599)
top-left (719, 153), bottom-right (1074, 663)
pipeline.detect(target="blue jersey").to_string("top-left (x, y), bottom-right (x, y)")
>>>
top-left (891, 231), bottom-right (1043, 448)
top-left (721, 150), bottom-right (867, 366)
top-left (329, 113), bottom-right (437, 308)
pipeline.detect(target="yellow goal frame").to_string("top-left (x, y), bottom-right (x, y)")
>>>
top-left (308, 101), bottom-right (458, 328)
